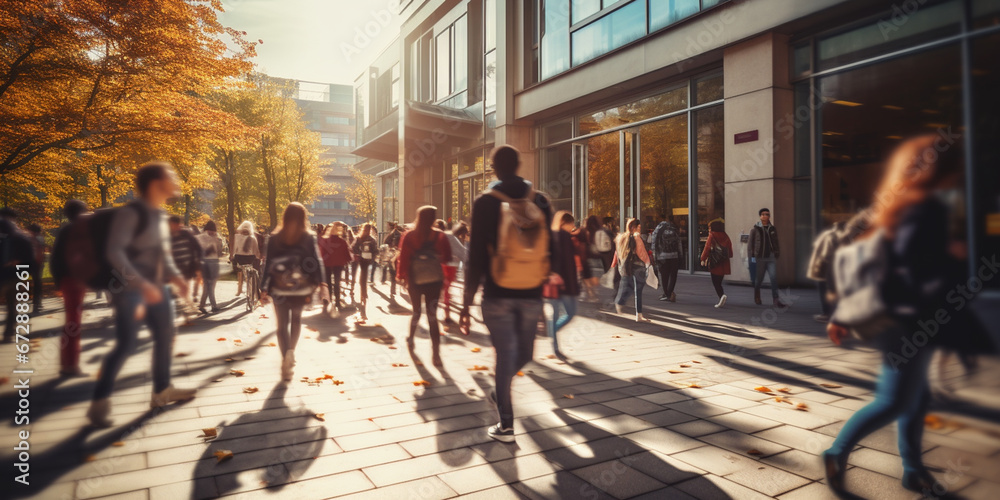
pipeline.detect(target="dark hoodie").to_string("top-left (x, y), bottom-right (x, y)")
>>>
top-left (463, 177), bottom-right (555, 304)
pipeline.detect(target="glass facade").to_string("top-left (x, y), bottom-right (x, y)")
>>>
top-left (535, 0), bottom-right (731, 82)
top-left (539, 73), bottom-right (723, 272)
top-left (793, 0), bottom-right (1000, 288)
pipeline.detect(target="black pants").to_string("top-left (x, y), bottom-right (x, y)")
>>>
top-left (327, 266), bottom-right (344, 309)
top-left (381, 266), bottom-right (397, 295)
top-left (357, 260), bottom-right (372, 317)
top-left (711, 274), bottom-right (725, 298)
top-left (818, 281), bottom-right (833, 316)
top-left (273, 296), bottom-right (307, 355)
top-left (657, 258), bottom-right (679, 297)
top-left (408, 282), bottom-right (442, 350)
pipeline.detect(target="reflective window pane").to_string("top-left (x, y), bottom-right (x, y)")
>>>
top-left (572, 0), bottom-right (645, 67)
top-left (637, 115), bottom-right (689, 269)
top-left (571, 0), bottom-right (600, 24)
top-left (454, 15), bottom-right (468, 92)
top-left (578, 85), bottom-right (687, 135)
top-left (693, 105), bottom-right (725, 272)
top-left (972, 32), bottom-right (1000, 287)
top-left (436, 31), bottom-right (451, 100)
top-left (974, 0), bottom-right (1000, 27)
top-left (485, 50), bottom-right (497, 111)
top-left (649, 0), bottom-right (699, 32)
top-left (695, 73), bottom-right (724, 104)
top-left (541, 0), bottom-right (570, 79)
top-left (792, 42), bottom-right (811, 78)
top-left (485, 0), bottom-right (496, 50)
top-left (541, 119), bottom-right (573, 145)
top-left (816, 0), bottom-right (961, 71)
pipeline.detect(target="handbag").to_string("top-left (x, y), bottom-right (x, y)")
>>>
top-left (543, 273), bottom-right (564, 299)
top-left (707, 242), bottom-right (728, 269)
top-left (645, 264), bottom-right (659, 289)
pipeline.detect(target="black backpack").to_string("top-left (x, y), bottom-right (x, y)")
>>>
top-left (52, 202), bottom-right (148, 291)
top-left (410, 235), bottom-right (443, 286)
top-left (656, 224), bottom-right (681, 258)
top-left (267, 237), bottom-right (321, 296)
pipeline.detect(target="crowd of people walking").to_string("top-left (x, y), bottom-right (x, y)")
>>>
top-left (0, 135), bottom-right (992, 498)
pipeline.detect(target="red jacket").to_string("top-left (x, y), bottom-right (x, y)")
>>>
top-left (396, 229), bottom-right (452, 283)
top-left (319, 235), bottom-right (353, 268)
top-left (700, 231), bottom-right (734, 276)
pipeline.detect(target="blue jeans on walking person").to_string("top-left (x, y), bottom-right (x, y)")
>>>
top-left (545, 295), bottom-right (578, 356)
top-left (615, 266), bottom-right (647, 313)
top-left (825, 331), bottom-right (933, 475)
top-left (482, 298), bottom-right (543, 429)
top-left (93, 286), bottom-right (175, 400)
top-left (753, 257), bottom-right (779, 299)
top-left (200, 259), bottom-right (219, 309)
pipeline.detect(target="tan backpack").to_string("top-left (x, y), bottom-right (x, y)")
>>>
top-left (487, 188), bottom-right (550, 289)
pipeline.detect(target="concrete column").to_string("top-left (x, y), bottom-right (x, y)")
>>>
top-left (723, 33), bottom-right (796, 286)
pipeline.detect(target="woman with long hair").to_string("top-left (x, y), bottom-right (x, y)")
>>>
top-left (319, 222), bottom-right (352, 313)
top-left (823, 135), bottom-right (992, 496)
top-left (587, 215), bottom-right (614, 272)
top-left (351, 222), bottom-right (379, 322)
top-left (232, 220), bottom-right (261, 297)
top-left (395, 206), bottom-right (452, 366)
top-left (611, 218), bottom-right (652, 322)
top-left (699, 220), bottom-right (733, 308)
top-left (260, 203), bottom-right (324, 381)
top-left (441, 221), bottom-right (469, 329)
top-left (573, 223), bottom-right (598, 302)
top-left (547, 211), bottom-right (581, 360)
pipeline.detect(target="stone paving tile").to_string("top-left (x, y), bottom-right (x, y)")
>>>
top-left (759, 449), bottom-right (836, 481)
top-left (90, 491), bottom-right (149, 500)
top-left (835, 467), bottom-right (916, 500)
top-left (149, 478), bottom-right (218, 500)
top-left (776, 481), bottom-right (843, 500)
top-left (362, 448), bottom-right (489, 487)
top-left (622, 427), bottom-right (705, 456)
top-left (330, 476), bottom-right (457, 500)
top-left (636, 408), bottom-right (699, 427)
top-left (705, 410), bottom-right (782, 434)
top-left (699, 429), bottom-right (791, 458)
top-left (437, 453), bottom-right (559, 495)
top-left (600, 396), bottom-right (666, 416)
top-left (513, 470), bottom-right (616, 500)
top-left (668, 419), bottom-right (730, 438)
top-left (724, 462), bottom-right (812, 497)
top-left (569, 460), bottom-right (667, 499)
top-left (630, 486), bottom-right (699, 499)
top-left (619, 449), bottom-right (707, 486)
top-left (753, 424), bottom-right (836, 456)
top-left (674, 473), bottom-right (774, 500)
top-left (220, 470), bottom-right (374, 499)
top-left (286, 443), bottom-right (411, 483)
top-left (454, 484), bottom-right (528, 499)
top-left (671, 445), bottom-right (762, 477)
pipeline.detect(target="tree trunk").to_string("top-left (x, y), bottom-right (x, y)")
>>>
top-left (183, 194), bottom-right (191, 225)
top-left (262, 134), bottom-right (277, 230)
top-left (224, 150), bottom-right (237, 257)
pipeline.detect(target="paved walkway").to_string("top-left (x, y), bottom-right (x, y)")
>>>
top-left (2, 273), bottom-right (999, 499)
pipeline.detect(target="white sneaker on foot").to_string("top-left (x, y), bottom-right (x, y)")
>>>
top-left (151, 385), bottom-right (197, 408)
top-left (487, 423), bottom-right (515, 443)
top-left (281, 350), bottom-right (296, 381)
top-left (715, 294), bottom-right (727, 308)
top-left (87, 398), bottom-right (113, 428)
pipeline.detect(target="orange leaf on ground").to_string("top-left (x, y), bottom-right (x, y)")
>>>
top-left (306, 327), bottom-right (318, 332)
top-left (925, 414), bottom-right (944, 429)
top-left (0, 377), bottom-right (8, 384)
top-left (217, 338), bottom-right (226, 341)
top-left (391, 363), bottom-right (409, 367)
top-left (225, 358), bottom-right (235, 362)
top-left (775, 396), bottom-right (792, 404)
top-left (469, 365), bottom-right (490, 371)
top-left (546, 354), bottom-right (557, 359)
top-left (201, 428), bottom-right (218, 439)
top-left (563, 394), bottom-right (575, 399)
top-left (776, 387), bottom-right (791, 393)
top-left (84, 455), bottom-right (97, 462)
top-left (471, 347), bottom-right (481, 353)
top-left (819, 383), bottom-right (842, 389)
top-left (388, 346), bottom-right (397, 350)
top-left (332, 380), bottom-right (344, 386)
top-left (516, 371), bottom-right (525, 376)
top-left (679, 364), bottom-right (691, 368)
top-left (668, 370), bottom-right (684, 374)
top-left (254, 330), bottom-right (261, 334)
top-left (322, 374), bottom-right (334, 380)
top-left (795, 403), bottom-right (809, 411)
top-left (612, 335), bottom-right (621, 338)
top-left (413, 380), bottom-right (431, 387)
top-left (230, 370), bottom-right (245, 377)
top-left (268, 343), bottom-right (276, 347)
top-left (692, 361), bottom-right (702, 364)
top-left (688, 383), bottom-right (702, 388)
top-left (754, 386), bottom-right (773, 393)
top-left (175, 352), bottom-right (190, 358)
top-left (243, 387), bottom-right (258, 394)
top-left (214, 450), bottom-right (234, 463)
top-left (747, 449), bottom-right (763, 456)
top-left (111, 441), bottom-right (125, 447)
top-left (314, 414), bottom-right (325, 421)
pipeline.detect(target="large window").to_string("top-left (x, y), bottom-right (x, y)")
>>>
top-left (535, 0), bottom-right (731, 82)
top-left (539, 73), bottom-right (723, 272)
top-left (435, 14), bottom-right (469, 102)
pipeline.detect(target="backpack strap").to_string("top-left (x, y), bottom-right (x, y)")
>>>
top-left (486, 187), bottom-right (536, 204)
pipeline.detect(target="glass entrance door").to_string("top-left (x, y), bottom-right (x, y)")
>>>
top-left (634, 115), bottom-right (689, 269)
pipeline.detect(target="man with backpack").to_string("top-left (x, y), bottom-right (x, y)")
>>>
top-left (168, 215), bottom-right (203, 314)
top-left (651, 215), bottom-right (683, 302)
top-left (50, 200), bottom-right (90, 376)
top-left (460, 145), bottom-right (553, 443)
top-left (86, 162), bottom-right (196, 428)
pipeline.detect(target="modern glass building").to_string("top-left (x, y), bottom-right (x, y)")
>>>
top-left (352, 0), bottom-right (1000, 291)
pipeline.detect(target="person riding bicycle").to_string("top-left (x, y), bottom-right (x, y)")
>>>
top-left (232, 220), bottom-right (261, 297)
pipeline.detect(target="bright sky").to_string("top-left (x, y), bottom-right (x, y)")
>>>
top-left (218, 0), bottom-right (404, 85)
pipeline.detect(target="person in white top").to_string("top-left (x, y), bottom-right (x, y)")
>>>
top-left (232, 220), bottom-right (261, 296)
top-left (441, 221), bottom-right (469, 329)
top-left (196, 220), bottom-right (225, 313)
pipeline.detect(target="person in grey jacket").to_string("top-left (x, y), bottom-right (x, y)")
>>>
top-left (747, 207), bottom-right (787, 307)
top-left (650, 216), bottom-right (683, 302)
top-left (87, 162), bottom-right (196, 428)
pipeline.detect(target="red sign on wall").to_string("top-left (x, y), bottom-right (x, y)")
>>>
top-left (734, 130), bottom-right (759, 144)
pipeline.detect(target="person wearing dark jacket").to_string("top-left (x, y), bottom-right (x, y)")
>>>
top-left (351, 223), bottom-right (379, 321)
top-left (823, 135), bottom-right (995, 497)
top-left (0, 218), bottom-right (36, 345)
top-left (395, 206), bottom-right (452, 367)
top-left (546, 211), bottom-right (580, 361)
top-left (460, 145), bottom-right (555, 444)
top-left (50, 200), bottom-right (90, 376)
top-left (260, 203), bottom-right (324, 382)
top-left (747, 207), bottom-right (787, 307)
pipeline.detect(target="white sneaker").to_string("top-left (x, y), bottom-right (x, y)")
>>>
top-left (281, 350), bottom-right (296, 381)
top-left (715, 295), bottom-right (727, 308)
top-left (487, 423), bottom-right (515, 443)
top-left (151, 385), bottom-right (197, 408)
top-left (87, 398), bottom-right (113, 428)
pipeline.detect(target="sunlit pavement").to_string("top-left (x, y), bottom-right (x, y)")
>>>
top-left (2, 273), bottom-right (999, 500)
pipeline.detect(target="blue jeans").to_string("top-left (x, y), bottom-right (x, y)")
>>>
top-left (753, 258), bottom-right (779, 299)
top-left (545, 296), bottom-right (578, 355)
top-left (826, 335), bottom-right (933, 474)
top-left (94, 286), bottom-right (175, 400)
top-left (200, 260), bottom-right (219, 309)
top-left (482, 298), bottom-right (543, 429)
top-left (615, 266), bottom-right (647, 313)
